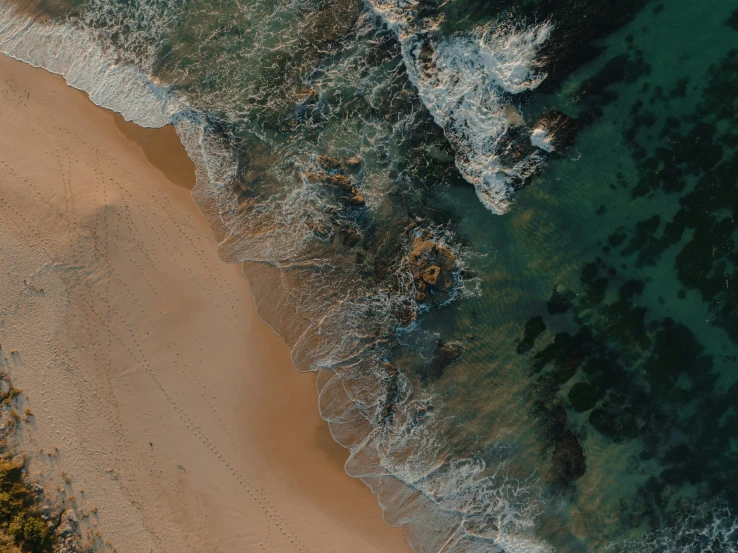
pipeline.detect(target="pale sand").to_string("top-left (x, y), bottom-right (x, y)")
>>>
top-left (0, 53), bottom-right (410, 553)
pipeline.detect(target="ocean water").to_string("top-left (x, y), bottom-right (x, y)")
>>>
top-left (1, 0), bottom-right (737, 551)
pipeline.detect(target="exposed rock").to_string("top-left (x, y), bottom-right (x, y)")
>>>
top-left (421, 265), bottom-right (441, 285)
top-left (305, 157), bottom-right (367, 210)
top-left (397, 301), bottom-right (418, 326)
top-left (417, 39), bottom-right (436, 77)
top-left (298, 87), bottom-right (318, 104)
top-left (496, 125), bottom-right (540, 177)
top-left (345, 156), bottom-right (362, 170)
top-left (313, 225), bottom-right (330, 239)
top-left (378, 362), bottom-right (401, 425)
top-left (408, 236), bottom-right (457, 271)
top-left (407, 235), bottom-right (457, 298)
top-left (414, 280), bottom-right (427, 302)
top-left (55, 509), bottom-right (78, 538)
top-left (348, 193), bottom-right (366, 206)
top-left (532, 110), bottom-right (578, 154)
top-left (408, 237), bottom-right (456, 270)
top-left (305, 171), bottom-right (324, 183)
top-left (325, 173), bottom-right (352, 190)
top-left (317, 155), bottom-right (341, 171)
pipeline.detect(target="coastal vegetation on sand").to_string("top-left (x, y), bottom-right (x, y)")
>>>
top-left (0, 372), bottom-right (88, 553)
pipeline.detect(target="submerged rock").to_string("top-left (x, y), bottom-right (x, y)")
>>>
top-left (567, 381), bottom-right (604, 412)
top-left (549, 430), bottom-right (587, 486)
top-left (588, 404), bottom-right (639, 442)
top-left (305, 156), bottom-right (367, 210)
top-left (516, 316), bottom-right (546, 354)
top-left (425, 340), bottom-right (464, 382)
top-left (547, 284), bottom-right (576, 314)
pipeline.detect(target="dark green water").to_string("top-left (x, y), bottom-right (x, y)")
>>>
top-left (1, 0), bottom-right (737, 551)
top-left (421, 1), bottom-right (738, 549)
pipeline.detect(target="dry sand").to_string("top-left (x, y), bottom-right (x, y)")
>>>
top-left (0, 52), bottom-right (410, 553)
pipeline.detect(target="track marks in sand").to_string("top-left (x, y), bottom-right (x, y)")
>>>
top-left (115, 170), bottom-right (247, 326)
top-left (77, 266), bottom-right (313, 553)
top-left (0, 138), bottom-right (182, 552)
top-left (0, 67), bottom-right (336, 548)
top-left (97, 162), bottom-right (252, 463)
top-left (0, 144), bottom-right (315, 553)
top-left (0, 194), bottom-right (152, 553)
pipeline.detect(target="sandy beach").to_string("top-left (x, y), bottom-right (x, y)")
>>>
top-left (0, 52), bottom-right (410, 553)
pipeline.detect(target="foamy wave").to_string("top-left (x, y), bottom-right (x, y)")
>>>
top-left (365, 0), bottom-right (552, 213)
top-left (0, 4), bottom-right (552, 553)
top-left (606, 503), bottom-right (738, 553)
top-left (0, 2), bottom-right (185, 127)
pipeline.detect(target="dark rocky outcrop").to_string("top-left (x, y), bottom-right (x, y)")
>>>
top-left (407, 233), bottom-right (457, 304)
top-left (496, 125), bottom-right (540, 169)
top-left (547, 285), bottom-right (575, 315)
top-left (305, 155), bottom-right (367, 208)
top-left (532, 110), bottom-right (578, 154)
top-left (567, 382), bottom-right (604, 413)
top-left (516, 316), bottom-right (546, 354)
top-left (549, 430), bottom-right (587, 486)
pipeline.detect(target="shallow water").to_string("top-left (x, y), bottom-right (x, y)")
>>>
top-left (1, 0), bottom-right (737, 551)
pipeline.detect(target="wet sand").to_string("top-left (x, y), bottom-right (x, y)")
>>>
top-left (0, 52), bottom-right (410, 553)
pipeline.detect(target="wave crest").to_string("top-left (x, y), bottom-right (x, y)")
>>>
top-left (366, 0), bottom-right (553, 213)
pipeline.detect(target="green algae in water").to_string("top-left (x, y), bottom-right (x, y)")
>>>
top-left (422, 0), bottom-right (738, 549)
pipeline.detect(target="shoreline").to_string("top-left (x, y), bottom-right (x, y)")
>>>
top-left (0, 52), bottom-right (411, 553)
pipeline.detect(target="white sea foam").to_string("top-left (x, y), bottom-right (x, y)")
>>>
top-left (530, 127), bottom-right (554, 152)
top-left (0, 4), bottom-right (188, 127)
top-left (608, 503), bottom-right (738, 553)
top-left (0, 5), bottom-right (554, 552)
top-left (365, 0), bottom-right (552, 213)
top-left (5, 5), bottom-right (729, 553)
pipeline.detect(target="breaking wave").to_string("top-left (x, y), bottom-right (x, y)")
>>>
top-left (0, 3), bottom-right (552, 552)
top-left (365, 0), bottom-right (553, 213)
top-left (0, 1), bottom-right (183, 126)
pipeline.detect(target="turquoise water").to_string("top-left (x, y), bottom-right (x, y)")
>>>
top-left (2, 0), bottom-right (737, 551)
